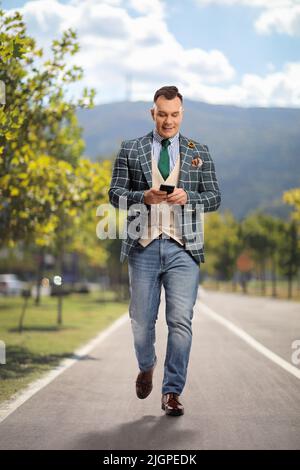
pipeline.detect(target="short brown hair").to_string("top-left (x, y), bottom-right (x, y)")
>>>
top-left (153, 86), bottom-right (183, 103)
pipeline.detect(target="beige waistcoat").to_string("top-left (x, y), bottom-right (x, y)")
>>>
top-left (138, 154), bottom-right (184, 247)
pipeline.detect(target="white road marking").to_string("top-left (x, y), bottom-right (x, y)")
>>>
top-left (198, 301), bottom-right (300, 380)
top-left (2, 292), bottom-right (299, 426)
top-left (0, 313), bottom-right (129, 424)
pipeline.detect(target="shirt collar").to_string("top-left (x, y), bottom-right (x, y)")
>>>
top-left (153, 128), bottom-right (179, 146)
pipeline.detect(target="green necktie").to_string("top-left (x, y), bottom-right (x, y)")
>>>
top-left (158, 138), bottom-right (170, 180)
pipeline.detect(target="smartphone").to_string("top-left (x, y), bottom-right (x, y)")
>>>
top-left (159, 184), bottom-right (175, 194)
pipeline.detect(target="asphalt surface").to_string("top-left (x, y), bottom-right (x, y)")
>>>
top-left (0, 289), bottom-right (299, 450)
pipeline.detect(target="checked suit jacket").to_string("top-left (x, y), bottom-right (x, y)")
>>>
top-left (108, 131), bottom-right (221, 264)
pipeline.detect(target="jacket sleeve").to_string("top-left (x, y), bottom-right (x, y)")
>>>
top-left (108, 142), bottom-right (145, 210)
top-left (184, 145), bottom-right (221, 212)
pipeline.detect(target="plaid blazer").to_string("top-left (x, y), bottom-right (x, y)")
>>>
top-left (109, 131), bottom-right (221, 264)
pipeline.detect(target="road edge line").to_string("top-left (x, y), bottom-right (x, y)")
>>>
top-left (0, 312), bottom-right (129, 424)
top-left (198, 301), bottom-right (300, 380)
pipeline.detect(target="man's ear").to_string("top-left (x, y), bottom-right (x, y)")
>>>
top-left (150, 107), bottom-right (155, 120)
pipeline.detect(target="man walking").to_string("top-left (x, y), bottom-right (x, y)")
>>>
top-left (109, 86), bottom-right (221, 416)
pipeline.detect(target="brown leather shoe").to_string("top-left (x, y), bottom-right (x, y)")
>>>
top-left (136, 363), bottom-right (156, 399)
top-left (161, 393), bottom-right (184, 416)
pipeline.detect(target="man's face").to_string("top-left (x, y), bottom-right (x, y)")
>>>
top-left (150, 96), bottom-right (183, 139)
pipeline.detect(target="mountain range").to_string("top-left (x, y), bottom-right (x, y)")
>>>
top-left (77, 100), bottom-right (300, 219)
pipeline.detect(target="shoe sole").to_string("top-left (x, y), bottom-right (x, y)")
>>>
top-left (161, 403), bottom-right (184, 416)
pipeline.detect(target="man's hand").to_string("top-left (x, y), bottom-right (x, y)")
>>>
top-left (144, 188), bottom-right (168, 205)
top-left (166, 188), bottom-right (187, 205)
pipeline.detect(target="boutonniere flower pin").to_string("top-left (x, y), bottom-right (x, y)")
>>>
top-left (188, 141), bottom-right (195, 149)
top-left (191, 156), bottom-right (203, 168)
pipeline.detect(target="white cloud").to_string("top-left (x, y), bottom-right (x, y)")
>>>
top-left (185, 61), bottom-right (300, 107)
top-left (196, 0), bottom-right (295, 5)
top-left (6, 0), bottom-right (235, 102)
top-left (4, 0), bottom-right (300, 107)
top-left (127, 0), bottom-right (165, 17)
top-left (255, 5), bottom-right (300, 36)
top-left (195, 0), bottom-right (300, 36)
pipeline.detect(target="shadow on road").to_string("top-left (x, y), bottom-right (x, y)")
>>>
top-left (70, 414), bottom-right (198, 450)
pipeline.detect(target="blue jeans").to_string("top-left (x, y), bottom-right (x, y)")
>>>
top-left (128, 238), bottom-right (200, 395)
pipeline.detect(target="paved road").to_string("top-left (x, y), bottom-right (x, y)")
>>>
top-left (0, 289), bottom-right (299, 450)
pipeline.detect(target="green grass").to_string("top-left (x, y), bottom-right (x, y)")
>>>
top-left (0, 291), bottom-right (128, 403)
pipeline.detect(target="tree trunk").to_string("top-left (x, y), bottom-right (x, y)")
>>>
top-left (271, 256), bottom-right (277, 298)
top-left (35, 246), bottom-right (45, 306)
top-left (56, 243), bottom-right (64, 326)
top-left (240, 272), bottom-right (248, 294)
top-left (287, 274), bottom-right (293, 300)
top-left (19, 295), bottom-right (29, 333)
top-left (260, 260), bottom-right (266, 296)
top-left (57, 293), bottom-right (63, 325)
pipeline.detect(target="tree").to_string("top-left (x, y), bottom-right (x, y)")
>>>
top-left (204, 211), bottom-right (241, 287)
top-left (279, 220), bottom-right (300, 299)
top-left (0, 9), bottom-right (112, 324)
top-left (241, 213), bottom-right (273, 296)
top-left (283, 188), bottom-right (300, 222)
top-left (0, 8), bottom-right (95, 248)
top-left (282, 188), bottom-right (300, 298)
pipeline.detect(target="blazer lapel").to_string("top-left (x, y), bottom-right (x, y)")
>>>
top-left (138, 132), bottom-right (193, 189)
top-left (138, 131), bottom-right (153, 189)
top-left (178, 134), bottom-right (193, 188)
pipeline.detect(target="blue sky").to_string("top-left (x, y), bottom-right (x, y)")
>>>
top-left (167, 1), bottom-right (300, 76)
top-left (2, 0), bottom-right (300, 107)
